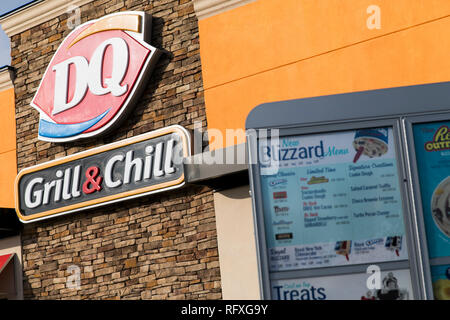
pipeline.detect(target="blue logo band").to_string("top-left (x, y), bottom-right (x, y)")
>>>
top-left (39, 109), bottom-right (110, 139)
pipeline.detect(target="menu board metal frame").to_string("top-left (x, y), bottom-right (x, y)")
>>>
top-left (245, 81), bottom-right (450, 300)
top-left (247, 118), bottom-right (423, 299)
top-left (403, 111), bottom-right (450, 299)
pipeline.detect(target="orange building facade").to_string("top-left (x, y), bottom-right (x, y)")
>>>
top-left (0, 66), bottom-right (17, 207)
top-left (197, 0), bottom-right (450, 144)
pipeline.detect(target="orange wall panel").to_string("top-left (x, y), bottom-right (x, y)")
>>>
top-left (0, 88), bottom-right (16, 153)
top-left (0, 150), bottom-right (17, 208)
top-left (203, 15), bottom-right (450, 145)
top-left (198, 0), bottom-right (450, 148)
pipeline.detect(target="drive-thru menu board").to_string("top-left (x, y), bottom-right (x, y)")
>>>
top-left (259, 127), bottom-right (407, 271)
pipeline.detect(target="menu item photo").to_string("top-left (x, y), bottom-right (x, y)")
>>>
top-left (431, 176), bottom-right (450, 238)
top-left (385, 236), bottom-right (402, 257)
top-left (335, 240), bottom-right (351, 261)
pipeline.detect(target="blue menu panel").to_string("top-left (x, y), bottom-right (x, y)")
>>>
top-left (259, 127), bottom-right (407, 271)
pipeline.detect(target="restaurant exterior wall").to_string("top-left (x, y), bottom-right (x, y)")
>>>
top-left (7, 0), bottom-right (222, 299)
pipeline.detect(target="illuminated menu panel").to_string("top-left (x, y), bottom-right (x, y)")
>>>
top-left (259, 127), bottom-right (407, 271)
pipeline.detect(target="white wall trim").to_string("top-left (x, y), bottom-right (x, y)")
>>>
top-left (213, 185), bottom-right (261, 299)
top-left (194, 0), bottom-right (257, 20)
top-left (0, 68), bottom-right (14, 91)
top-left (0, 0), bottom-right (95, 37)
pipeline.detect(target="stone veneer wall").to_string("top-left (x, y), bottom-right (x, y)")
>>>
top-left (10, 0), bottom-right (222, 299)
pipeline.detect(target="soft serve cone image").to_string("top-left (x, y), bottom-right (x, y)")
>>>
top-left (385, 236), bottom-right (402, 257)
top-left (334, 240), bottom-right (351, 261)
top-left (352, 128), bottom-right (389, 163)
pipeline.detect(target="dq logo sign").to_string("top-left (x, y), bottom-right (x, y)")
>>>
top-left (31, 12), bottom-right (160, 142)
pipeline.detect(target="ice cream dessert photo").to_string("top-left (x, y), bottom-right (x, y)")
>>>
top-left (352, 128), bottom-right (389, 163)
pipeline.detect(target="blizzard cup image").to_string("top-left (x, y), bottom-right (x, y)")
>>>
top-left (334, 240), bottom-right (351, 261)
top-left (352, 128), bottom-right (389, 163)
top-left (385, 236), bottom-right (402, 257)
top-left (431, 176), bottom-right (450, 238)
